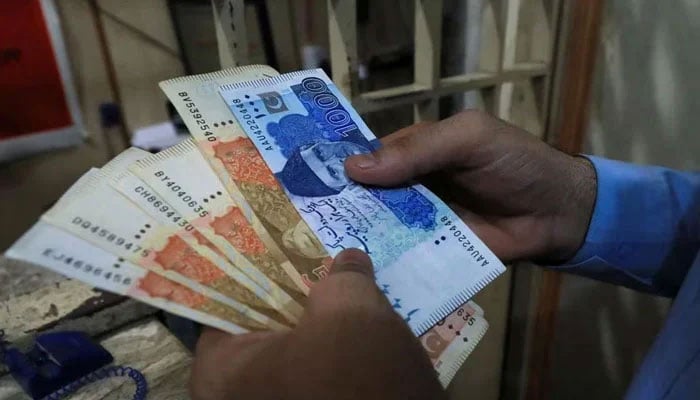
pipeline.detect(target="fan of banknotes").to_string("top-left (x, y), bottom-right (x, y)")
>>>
top-left (5, 66), bottom-right (506, 386)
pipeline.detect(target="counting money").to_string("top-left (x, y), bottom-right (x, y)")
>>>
top-left (4, 65), bottom-right (499, 388)
top-left (220, 69), bottom-right (506, 335)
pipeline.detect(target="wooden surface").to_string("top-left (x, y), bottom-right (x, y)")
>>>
top-left (0, 258), bottom-right (156, 342)
top-left (0, 319), bottom-right (191, 400)
top-left (525, 1), bottom-right (604, 399)
top-left (0, 258), bottom-right (158, 381)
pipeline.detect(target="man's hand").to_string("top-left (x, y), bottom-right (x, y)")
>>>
top-left (346, 110), bottom-right (597, 262)
top-left (190, 249), bottom-right (447, 400)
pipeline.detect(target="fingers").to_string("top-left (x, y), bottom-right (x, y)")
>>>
top-left (345, 115), bottom-right (473, 186)
top-left (306, 249), bottom-right (387, 315)
top-left (191, 329), bottom-right (286, 400)
top-left (195, 328), bottom-right (282, 356)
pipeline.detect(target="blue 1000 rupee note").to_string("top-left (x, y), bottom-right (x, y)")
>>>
top-left (219, 69), bottom-right (505, 335)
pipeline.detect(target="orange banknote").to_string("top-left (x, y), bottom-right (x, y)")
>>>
top-left (420, 301), bottom-right (489, 386)
top-left (42, 168), bottom-right (289, 329)
top-left (129, 139), bottom-right (305, 316)
top-left (159, 66), bottom-right (332, 290)
top-left (6, 221), bottom-right (266, 333)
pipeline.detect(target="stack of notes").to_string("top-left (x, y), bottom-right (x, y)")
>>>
top-left (5, 66), bottom-right (505, 386)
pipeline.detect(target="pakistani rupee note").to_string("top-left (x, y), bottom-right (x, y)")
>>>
top-left (41, 169), bottom-right (287, 329)
top-left (100, 149), bottom-right (295, 325)
top-left (159, 66), bottom-right (332, 290)
top-left (220, 69), bottom-right (506, 335)
top-left (6, 222), bottom-right (263, 333)
top-left (421, 302), bottom-right (489, 387)
top-left (128, 140), bottom-right (304, 317)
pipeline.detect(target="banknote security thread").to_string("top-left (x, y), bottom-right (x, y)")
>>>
top-left (220, 69), bottom-right (507, 336)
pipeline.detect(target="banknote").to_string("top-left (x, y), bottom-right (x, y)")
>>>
top-left (102, 148), bottom-right (223, 255)
top-left (220, 69), bottom-right (506, 335)
top-left (5, 222), bottom-right (264, 333)
top-left (41, 169), bottom-right (288, 330)
top-left (128, 140), bottom-right (305, 316)
top-left (99, 149), bottom-right (296, 326)
top-left (159, 66), bottom-right (331, 290)
top-left (420, 302), bottom-right (489, 387)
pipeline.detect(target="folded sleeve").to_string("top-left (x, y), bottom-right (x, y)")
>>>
top-left (555, 156), bottom-right (700, 297)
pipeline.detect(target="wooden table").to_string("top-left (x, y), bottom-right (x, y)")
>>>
top-left (0, 319), bottom-right (192, 399)
top-left (0, 257), bottom-right (193, 399)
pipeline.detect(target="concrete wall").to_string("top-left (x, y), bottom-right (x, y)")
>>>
top-left (549, 1), bottom-right (700, 398)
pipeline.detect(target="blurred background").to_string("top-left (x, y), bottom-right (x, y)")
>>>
top-left (1, 1), bottom-right (698, 399)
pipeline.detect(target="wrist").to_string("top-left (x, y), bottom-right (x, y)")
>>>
top-left (546, 155), bottom-right (597, 263)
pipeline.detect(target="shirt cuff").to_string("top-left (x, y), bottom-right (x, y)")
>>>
top-left (557, 155), bottom-right (676, 293)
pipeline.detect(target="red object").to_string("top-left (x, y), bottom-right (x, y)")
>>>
top-left (0, 0), bottom-right (73, 140)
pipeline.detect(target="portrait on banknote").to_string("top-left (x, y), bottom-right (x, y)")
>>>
top-left (277, 140), bottom-right (369, 197)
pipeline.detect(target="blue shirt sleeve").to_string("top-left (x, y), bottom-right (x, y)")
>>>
top-left (556, 156), bottom-right (700, 297)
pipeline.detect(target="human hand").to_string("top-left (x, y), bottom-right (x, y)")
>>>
top-left (189, 249), bottom-right (447, 400)
top-left (346, 110), bottom-right (596, 262)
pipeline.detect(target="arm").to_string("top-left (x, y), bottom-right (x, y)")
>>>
top-left (557, 156), bottom-right (700, 297)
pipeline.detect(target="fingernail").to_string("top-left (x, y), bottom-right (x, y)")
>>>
top-left (332, 249), bottom-right (373, 277)
top-left (333, 248), bottom-right (371, 265)
top-left (352, 153), bottom-right (377, 169)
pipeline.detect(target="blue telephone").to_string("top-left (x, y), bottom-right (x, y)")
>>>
top-left (0, 330), bottom-right (147, 400)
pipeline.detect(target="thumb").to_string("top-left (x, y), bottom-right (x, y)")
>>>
top-left (329, 248), bottom-right (374, 279)
top-left (345, 120), bottom-right (465, 186)
top-left (306, 249), bottom-right (385, 313)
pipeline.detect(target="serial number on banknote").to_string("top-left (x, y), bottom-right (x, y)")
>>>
top-left (71, 216), bottom-right (149, 257)
top-left (435, 307), bottom-right (477, 326)
top-left (132, 185), bottom-right (194, 231)
top-left (153, 171), bottom-right (209, 217)
top-left (440, 216), bottom-right (490, 267)
top-left (177, 92), bottom-right (216, 142)
top-left (41, 247), bottom-right (133, 286)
